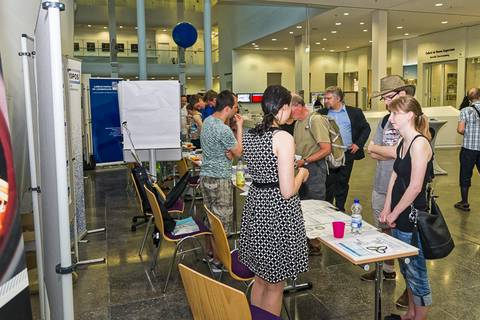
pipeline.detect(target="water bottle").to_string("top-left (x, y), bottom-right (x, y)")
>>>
top-left (351, 198), bottom-right (363, 235)
top-left (236, 160), bottom-right (245, 187)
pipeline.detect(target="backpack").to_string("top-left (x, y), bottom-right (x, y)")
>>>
top-left (307, 114), bottom-right (346, 169)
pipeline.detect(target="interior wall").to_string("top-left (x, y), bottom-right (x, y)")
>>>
top-left (232, 50), bottom-right (295, 93)
top-left (310, 52), bottom-right (339, 92)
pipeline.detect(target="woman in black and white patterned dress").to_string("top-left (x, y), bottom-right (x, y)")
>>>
top-left (239, 85), bottom-right (310, 316)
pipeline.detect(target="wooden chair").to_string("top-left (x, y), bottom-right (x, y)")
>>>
top-left (177, 158), bottom-right (202, 216)
top-left (204, 205), bottom-right (254, 283)
top-left (130, 167), bottom-right (152, 232)
top-left (179, 264), bottom-right (281, 320)
top-left (144, 185), bottom-right (211, 292)
top-left (138, 181), bottom-right (185, 256)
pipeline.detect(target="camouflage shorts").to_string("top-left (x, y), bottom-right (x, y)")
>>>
top-left (200, 176), bottom-right (234, 234)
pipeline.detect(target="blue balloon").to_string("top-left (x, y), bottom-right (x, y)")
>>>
top-left (172, 22), bottom-right (198, 48)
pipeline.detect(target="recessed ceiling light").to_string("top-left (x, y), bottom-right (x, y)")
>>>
top-left (360, 22), bottom-right (365, 25)
top-left (369, 40), bottom-right (373, 43)
top-left (151, 77), bottom-right (156, 79)
top-left (103, 26), bottom-right (108, 29)
top-left (441, 21), bottom-right (448, 24)
top-left (363, 29), bottom-right (368, 32)
top-left (315, 42), bottom-right (320, 45)
top-left (187, 76), bottom-right (192, 79)
top-left (396, 26), bottom-right (403, 29)
top-left (343, 12), bottom-right (349, 16)
top-left (87, 24), bottom-right (92, 27)
top-left (252, 43), bottom-right (256, 45)
top-left (170, 77), bottom-right (174, 80)
top-left (435, 3), bottom-right (443, 6)
top-left (335, 22), bottom-right (342, 26)
top-left (254, 44), bottom-right (259, 47)
top-left (135, 76), bottom-right (139, 79)
top-left (322, 48), bottom-right (325, 50)
top-left (119, 25), bottom-right (123, 29)
top-left (330, 49), bottom-right (335, 52)
top-left (135, 26), bottom-right (138, 29)
top-left (163, 29), bottom-right (167, 32)
top-left (404, 32), bottom-right (409, 36)
top-left (255, 47), bottom-right (260, 50)
top-left (289, 31), bottom-right (294, 34)
top-left (331, 30), bottom-right (337, 34)
top-left (323, 38), bottom-right (327, 41)
top-left (272, 38), bottom-right (277, 41)
top-left (283, 47), bottom-right (288, 50)
top-left (296, 25), bottom-right (302, 29)
top-left (346, 46), bottom-right (350, 48)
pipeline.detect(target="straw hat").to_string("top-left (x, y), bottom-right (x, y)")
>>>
top-left (372, 75), bottom-right (416, 98)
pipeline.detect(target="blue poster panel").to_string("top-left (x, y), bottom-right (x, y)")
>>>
top-left (89, 78), bottom-right (123, 164)
top-left (0, 56), bottom-right (32, 319)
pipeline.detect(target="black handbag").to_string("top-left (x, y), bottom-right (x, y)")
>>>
top-left (400, 175), bottom-right (455, 259)
top-left (410, 195), bottom-right (455, 260)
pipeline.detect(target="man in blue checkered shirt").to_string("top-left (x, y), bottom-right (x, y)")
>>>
top-left (455, 87), bottom-right (480, 212)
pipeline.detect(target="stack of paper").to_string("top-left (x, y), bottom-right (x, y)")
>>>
top-left (172, 217), bottom-right (200, 235)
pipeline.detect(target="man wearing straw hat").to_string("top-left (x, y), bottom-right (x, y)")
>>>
top-left (362, 75), bottom-right (415, 310)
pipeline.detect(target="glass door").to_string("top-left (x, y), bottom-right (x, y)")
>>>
top-left (424, 61), bottom-right (457, 106)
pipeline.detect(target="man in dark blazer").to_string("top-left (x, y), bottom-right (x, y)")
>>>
top-left (319, 86), bottom-right (371, 211)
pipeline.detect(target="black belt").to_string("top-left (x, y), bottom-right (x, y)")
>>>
top-left (252, 181), bottom-right (279, 189)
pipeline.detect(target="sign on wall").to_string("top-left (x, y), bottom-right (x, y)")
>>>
top-left (89, 78), bottom-right (123, 164)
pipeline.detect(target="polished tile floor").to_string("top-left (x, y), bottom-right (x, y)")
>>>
top-left (30, 148), bottom-right (480, 319)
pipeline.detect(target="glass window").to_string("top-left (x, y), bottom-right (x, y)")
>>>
top-left (73, 42), bottom-right (79, 51)
top-left (101, 43), bottom-right (110, 52)
top-left (131, 44), bottom-right (138, 53)
top-left (117, 43), bottom-right (124, 53)
top-left (86, 42), bottom-right (96, 52)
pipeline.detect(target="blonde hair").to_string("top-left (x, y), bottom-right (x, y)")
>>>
top-left (388, 96), bottom-right (431, 141)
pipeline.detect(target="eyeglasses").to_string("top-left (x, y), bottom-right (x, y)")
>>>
top-left (380, 92), bottom-right (399, 101)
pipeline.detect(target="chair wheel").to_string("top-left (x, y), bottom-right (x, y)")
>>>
top-left (131, 226), bottom-right (136, 232)
top-left (132, 217), bottom-right (138, 222)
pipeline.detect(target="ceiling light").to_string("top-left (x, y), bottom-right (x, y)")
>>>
top-left (252, 43), bottom-right (256, 45)
top-left (289, 31), bottom-right (294, 34)
top-left (441, 21), bottom-right (448, 24)
top-left (187, 76), bottom-right (191, 79)
top-left (435, 3), bottom-right (443, 6)
top-left (335, 22), bottom-right (342, 26)
top-left (330, 49), bottom-right (335, 52)
top-left (272, 38), bottom-right (277, 41)
top-left (87, 24), bottom-right (92, 27)
top-left (170, 77), bottom-right (174, 80)
top-left (322, 48), bottom-right (325, 50)
top-left (283, 47), bottom-right (288, 50)
top-left (404, 32), bottom-right (409, 36)
top-left (343, 12), bottom-right (349, 16)
top-left (396, 26), bottom-right (403, 29)
top-left (363, 29), bottom-right (368, 32)
top-left (103, 26), bottom-right (108, 29)
top-left (346, 46), bottom-right (350, 48)
top-left (305, 46), bottom-right (310, 53)
top-left (163, 29), bottom-right (167, 32)
top-left (323, 37), bottom-right (327, 41)
top-left (315, 42), bottom-right (320, 45)
top-left (360, 22), bottom-right (365, 25)
top-left (369, 40), bottom-right (373, 43)
top-left (255, 47), bottom-right (260, 50)
top-left (135, 26), bottom-right (138, 29)
top-left (119, 25), bottom-right (123, 29)
top-left (331, 30), bottom-right (337, 34)
top-left (151, 77), bottom-right (156, 80)
top-left (296, 25), bottom-right (302, 29)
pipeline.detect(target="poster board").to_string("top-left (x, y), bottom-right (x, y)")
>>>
top-left (89, 78), bottom-right (123, 164)
top-left (0, 55), bottom-right (32, 319)
top-left (118, 80), bottom-right (181, 161)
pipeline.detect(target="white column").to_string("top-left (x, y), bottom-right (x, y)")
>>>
top-left (371, 10), bottom-right (388, 110)
top-left (294, 35), bottom-right (310, 101)
top-left (204, 0), bottom-right (213, 90)
top-left (108, 0), bottom-right (118, 77)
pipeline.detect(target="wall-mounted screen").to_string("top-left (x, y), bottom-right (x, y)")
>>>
top-left (237, 93), bottom-right (251, 103)
top-left (251, 93), bottom-right (263, 103)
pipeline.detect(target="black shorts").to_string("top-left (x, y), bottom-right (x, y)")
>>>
top-left (459, 147), bottom-right (480, 187)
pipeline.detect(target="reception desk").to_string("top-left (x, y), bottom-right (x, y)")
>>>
top-left (364, 106), bottom-right (461, 148)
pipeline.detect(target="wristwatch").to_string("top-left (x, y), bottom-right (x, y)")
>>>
top-left (303, 158), bottom-right (309, 166)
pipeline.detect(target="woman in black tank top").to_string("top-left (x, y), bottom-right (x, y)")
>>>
top-left (379, 96), bottom-right (433, 320)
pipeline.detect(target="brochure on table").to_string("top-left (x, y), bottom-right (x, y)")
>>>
top-left (301, 200), bottom-right (418, 265)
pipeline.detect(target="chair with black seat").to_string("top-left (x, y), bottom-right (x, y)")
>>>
top-left (179, 263), bottom-right (282, 320)
top-left (130, 165), bottom-right (152, 232)
top-left (177, 158), bottom-right (202, 216)
top-left (138, 171), bottom-right (190, 256)
top-left (144, 184), bottom-right (211, 292)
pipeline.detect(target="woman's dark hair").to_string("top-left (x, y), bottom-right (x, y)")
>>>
top-left (252, 85), bottom-right (291, 135)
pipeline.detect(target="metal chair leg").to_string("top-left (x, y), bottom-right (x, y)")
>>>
top-left (150, 238), bottom-right (163, 272)
top-left (188, 186), bottom-right (197, 216)
top-left (139, 216), bottom-right (154, 256)
top-left (282, 297), bottom-right (291, 320)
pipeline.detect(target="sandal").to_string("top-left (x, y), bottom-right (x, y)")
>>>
top-left (454, 202), bottom-right (471, 212)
